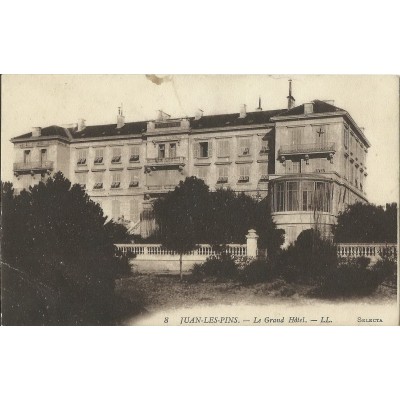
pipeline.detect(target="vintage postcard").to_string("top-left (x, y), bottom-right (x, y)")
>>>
top-left (1, 75), bottom-right (399, 326)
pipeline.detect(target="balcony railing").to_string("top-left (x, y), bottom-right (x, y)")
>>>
top-left (278, 142), bottom-right (335, 156)
top-left (14, 161), bottom-right (54, 172)
top-left (145, 156), bottom-right (186, 166)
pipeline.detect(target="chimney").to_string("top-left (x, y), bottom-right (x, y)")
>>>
top-left (239, 104), bottom-right (247, 118)
top-left (32, 127), bottom-right (41, 137)
top-left (287, 79), bottom-right (296, 109)
top-left (77, 118), bottom-right (86, 132)
top-left (117, 105), bottom-right (125, 129)
top-left (157, 110), bottom-right (171, 121)
top-left (195, 109), bottom-right (204, 120)
top-left (304, 102), bottom-right (314, 114)
top-left (323, 100), bottom-right (335, 106)
top-left (256, 96), bottom-right (262, 111)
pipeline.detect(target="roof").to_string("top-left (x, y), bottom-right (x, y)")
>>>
top-left (71, 121), bottom-right (148, 139)
top-left (189, 109), bottom-right (285, 130)
top-left (11, 109), bottom-right (285, 141)
top-left (277, 100), bottom-right (345, 117)
top-left (12, 125), bottom-right (71, 141)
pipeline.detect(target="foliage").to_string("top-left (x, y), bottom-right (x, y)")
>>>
top-left (312, 257), bottom-right (385, 298)
top-left (153, 177), bottom-right (284, 263)
top-left (238, 259), bottom-right (277, 285)
top-left (334, 202), bottom-right (397, 243)
top-left (1, 173), bottom-right (132, 325)
top-left (190, 254), bottom-right (239, 282)
top-left (371, 255), bottom-right (397, 286)
top-left (278, 229), bottom-right (338, 283)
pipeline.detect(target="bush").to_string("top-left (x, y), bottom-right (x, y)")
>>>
top-left (277, 229), bottom-right (338, 283)
top-left (312, 257), bottom-right (385, 298)
top-left (371, 256), bottom-right (397, 286)
top-left (239, 259), bottom-right (277, 285)
top-left (190, 254), bottom-right (238, 282)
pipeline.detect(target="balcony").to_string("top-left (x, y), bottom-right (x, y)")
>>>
top-left (278, 142), bottom-right (335, 157)
top-left (14, 161), bottom-right (54, 175)
top-left (145, 156), bottom-right (186, 167)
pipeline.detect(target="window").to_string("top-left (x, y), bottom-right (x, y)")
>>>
top-left (77, 149), bottom-right (87, 165)
top-left (158, 144), bottom-right (165, 159)
top-left (129, 170), bottom-right (139, 187)
top-left (111, 172), bottom-right (121, 188)
top-left (217, 165), bottom-right (229, 183)
top-left (194, 141), bottom-right (212, 158)
top-left (275, 181), bottom-right (285, 212)
top-left (24, 150), bottom-right (31, 163)
top-left (344, 124), bottom-right (349, 149)
top-left (314, 181), bottom-right (331, 212)
top-left (130, 199), bottom-right (139, 222)
top-left (302, 181), bottom-right (314, 211)
top-left (169, 143), bottom-right (177, 158)
top-left (288, 127), bottom-right (303, 149)
top-left (112, 200), bottom-right (120, 220)
top-left (260, 142), bottom-right (269, 154)
top-left (76, 173), bottom-right (87, 189)
top-left (196, 166), bottom-right (208, 182)
top-left (93, 172), bottom-right (103, 189)
top-left (344, 155), bottom-right (348, 180)
top-left (239, 137), bottom-right (251, 156)
top-left (259, 163), bottom-right (268, 181)
top-left (94, 148), bottom-right (104, 164)
top-left (314, 157), bottom-right (326, 173)
top-left (287, 181), bottom-right (299, 211)
top-left (238, 164), bottom-right (250, 182)
top-left (112, 147), bottom-right (122, 163)
top-left (130, 146), bottom-right (140, 162)
top-left (40, 149), bottom-right (47, 163)
top-left (313, 125), bottom-right (328, 147)
top-left (285, 159), bottom-right (300, 174)
top-left (217, 139), bottom-right (230, 158)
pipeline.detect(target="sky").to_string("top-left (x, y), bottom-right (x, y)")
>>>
top-left (1, 75), bottom-right (399, 205)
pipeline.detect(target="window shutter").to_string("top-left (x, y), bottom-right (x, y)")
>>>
top-left (208, 141), bottom-right (213, 157)
top-left (226, 140), bottom-right (230, 157)
top-left (193, 142), bottom-right (199, 158)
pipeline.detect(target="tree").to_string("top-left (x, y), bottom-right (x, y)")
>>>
top-left (1, 172), bottom-right (131, 325)
top-left (333, 202), bottom-right (398, 243)
top-left (153, 177), bottom-right (211, 280)
top-left (153, 178), bottom-right (284, 279)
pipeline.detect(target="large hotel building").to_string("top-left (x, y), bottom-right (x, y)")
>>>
top-left (11, 83), bottom-right (370, 244)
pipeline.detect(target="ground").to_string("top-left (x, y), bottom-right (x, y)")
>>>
top-left (114, 273), bottom-right (397, 325)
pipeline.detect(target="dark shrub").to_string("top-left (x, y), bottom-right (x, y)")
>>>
top-left (371, 256), bottom-right (397, 286)
top-left (277, 229), bottom-right (338, 283)
top-left (190, 254), bottom-right (238, 282)
top-left (239, 259), bottom-right (277, 285)
top-left (312, 257), bottom-right (384, 298)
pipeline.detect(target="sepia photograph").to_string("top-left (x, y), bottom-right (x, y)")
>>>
top-left (1, 74), bottom-right (399, 326)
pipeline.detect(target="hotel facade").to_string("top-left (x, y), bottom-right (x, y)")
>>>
top-left (11, 87), bottom-right (370, 244)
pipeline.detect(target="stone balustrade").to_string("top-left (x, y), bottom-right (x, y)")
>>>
top-left (336, 243), bottom-right (397, 261)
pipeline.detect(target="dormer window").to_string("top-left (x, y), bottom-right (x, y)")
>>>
top-left (111, 147), bottom-right (122, 163)
top-left (94, 148), bottom-right (104, 164)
